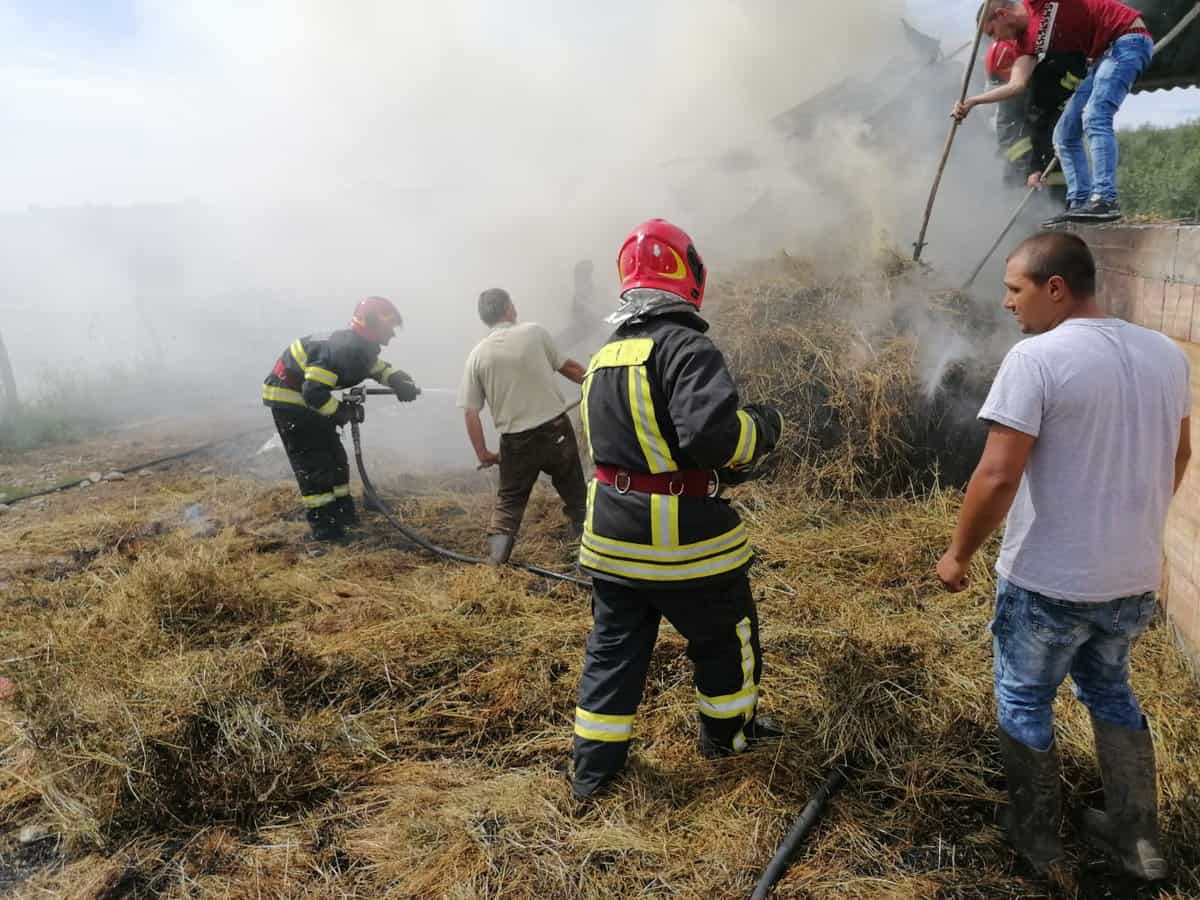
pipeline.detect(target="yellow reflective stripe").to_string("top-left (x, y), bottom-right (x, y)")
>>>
top-left (579, 542), bottom-right (752, 582)
top-left (587, 338), bottom-right (654, 374)
top-left (574, 707), bottom-right (634, 742)
top-left (629, 366), bottom-right (675, 474)
top-left (695, 684), bottom-right (758, 719)
top-left (583, 522), bottom-right (748, 562)
top-left (585, 479), bottom-right (597, 532)
top-left (262, 385), bottom-right (307, 406)
top-left (317, 397), bottom-right (339, 417)
top-left (304, 366), bottom-right (338, 387)
top-left (737, 617), bottom-right (754, 691)
top-left (332, 484), bottom-right (350, 498)
top-left (580, 373), bottom-right (593, 457)
top-left (290, 339), bottom-right (309, 368)
top-left (649, 494), bottom-right (679, 548)
top-left (302, 492), bottom-right (336, 508)
top-left (1006, 137), bottom-right (1033, 161)
top-left (1062, 72), bottom-right (1082, 90)
top-left (726, 410), bottom-right (758, 467)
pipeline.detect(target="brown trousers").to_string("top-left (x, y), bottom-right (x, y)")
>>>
top-left (491, 414), bottom-right (587, 537)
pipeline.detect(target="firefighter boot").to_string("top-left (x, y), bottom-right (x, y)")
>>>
top-left (307, 506), bottom-right (346, 543)
top-left (997, 727), bottom-right (1064, 875)
top-left (487, 534), bottom-right (515, 566)
top-left (1081, 714), bottom-right (1168, 881)
top-left (698, 715), bottom-right (784, 759)
top-left (334, 496), bottom-right (359, 527)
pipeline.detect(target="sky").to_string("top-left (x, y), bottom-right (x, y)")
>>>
top-left (2, 0), bottom-right (1197, 211)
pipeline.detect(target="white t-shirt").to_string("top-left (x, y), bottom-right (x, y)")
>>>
top-left (979, 318), bottom-right (1190, 602)
top-left (457, 321), bottom-right (568, 434)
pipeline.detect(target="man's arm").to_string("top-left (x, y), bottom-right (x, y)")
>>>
top-left (953, 55), bottom-right (1035, 119)
top-left (936, 423), bottom-right (1036, 591)
top-left (558, 359), bottom-right (585, 385)
top-left (1175, 418), bottom-right (1191, 493)
top-left (464, 408), bottom-right (500, 467)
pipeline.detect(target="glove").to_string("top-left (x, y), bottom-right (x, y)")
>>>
top-left (331, 402), bottom-right (364, 427)
top-left (743, 403), bottom-right (784, 456)
top-left (387, 371), bottom-right (420, 403)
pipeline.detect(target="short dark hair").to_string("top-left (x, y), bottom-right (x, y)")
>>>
top-left (1008, 232), bottom-right (1096, 298)
top-left (478, 288), bottom-right (512, 326)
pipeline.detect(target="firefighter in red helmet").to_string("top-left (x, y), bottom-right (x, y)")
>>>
top-left (571, 219), bottom-right (786, 800)
top-left (262, 296), bottom-right (421, 542)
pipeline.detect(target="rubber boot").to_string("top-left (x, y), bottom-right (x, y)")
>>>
top-left (997, 727), bottom-right (1065, 874)
top-left (334, 496), bottom-right (359, 527)
top-left (698, 715), bottom-right (784, 759)
top-left (307, 507), bottom-right (346, 543)
top-left (1081, 714), bottom-right (1168, 881)
top-left (487, 534), bottom-right (515, 566)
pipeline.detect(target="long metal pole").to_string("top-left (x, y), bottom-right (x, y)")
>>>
top-left (959, 9), bottom-right (1199, 288)
top-left (912, 16), bottom-right (990, 261)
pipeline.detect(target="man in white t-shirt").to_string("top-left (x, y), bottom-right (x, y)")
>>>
top-left (458, 288), bottom-right (588, 564)
top-left (936, 232), bottom-right (1191, 881)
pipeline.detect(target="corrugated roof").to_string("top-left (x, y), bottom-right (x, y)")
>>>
top-left (1135, 0), bottom-right (1200, 93)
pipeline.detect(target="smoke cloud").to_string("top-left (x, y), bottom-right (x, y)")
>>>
top-left (1, 0), bottom-right (1031, 465)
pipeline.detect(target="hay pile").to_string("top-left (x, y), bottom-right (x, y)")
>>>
top-left (0, 258), bottom-right (1197, 898)
top-left (709, 251), bottom-right (1003, 494)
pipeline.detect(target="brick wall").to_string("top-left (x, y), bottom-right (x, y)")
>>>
top-left (1063, 224), bottom-right (1200, 673)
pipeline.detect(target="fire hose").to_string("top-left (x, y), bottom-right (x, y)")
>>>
top-left (344, 386), bottom-right (591, 589)
top-left (961, 4), bottom-right (1200, 289)
top-left (749, 763), bottom-right (848, 900)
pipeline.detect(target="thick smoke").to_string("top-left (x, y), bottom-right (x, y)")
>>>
top-left (1, 0), bottom-right (1029, 465)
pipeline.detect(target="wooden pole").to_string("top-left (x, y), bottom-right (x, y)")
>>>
top-left (0, 328), bottom-right (18, 421)
top-left (961, 158), bottom-right (1061, 290)
top-left (912, 14), bottom-right (990, 262)
top-left (959, 8), bottom-right (1199, 288)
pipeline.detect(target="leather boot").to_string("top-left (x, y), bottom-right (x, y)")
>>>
top-left (1081, 714), bottom-right (1168, 881)
top-left (698, 715), bottom-right (784, 759)
top-left (997, 727), bottom-right (1064, 874)
top-left (487, 534), bottom-right (515, 566)
top-left (335, 496), bottom-right (359, 527)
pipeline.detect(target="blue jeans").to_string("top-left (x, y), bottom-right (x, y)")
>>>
top-left (1053, 33), bottom-right (1153, 204)
top-left (991, 579), bottom-right (1155, 751)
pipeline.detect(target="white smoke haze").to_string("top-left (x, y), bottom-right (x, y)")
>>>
top-left (1, 0), bottom-right (1031, 466)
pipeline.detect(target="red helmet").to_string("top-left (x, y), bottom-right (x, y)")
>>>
top-left (350, 296), bottom-right (402, 343)
top-left (985, 40), bottom-right (1018, 80)
top-left (617, 219), bottom-right (707, 309)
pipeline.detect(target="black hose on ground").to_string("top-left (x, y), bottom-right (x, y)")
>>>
top-left (4, 425), bottom-right (270, 505)
top-left (348, 414), bottom-right (591, 589)
top-left (749, 764), bottom-right (848, 900)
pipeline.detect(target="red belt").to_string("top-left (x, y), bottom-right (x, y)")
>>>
top-left (594, 464), bottom-right (718, 497)
top-left (1122, 26), bottom-right (1151, 38)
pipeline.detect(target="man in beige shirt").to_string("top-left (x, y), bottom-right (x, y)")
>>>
top-left (458, 288), bottom-right (588, 564)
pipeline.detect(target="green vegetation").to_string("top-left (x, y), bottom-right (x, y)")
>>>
top-left (1117, 118), bottom-right (1200, 221)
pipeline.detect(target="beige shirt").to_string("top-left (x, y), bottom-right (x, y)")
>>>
top-left (457, 321), bottom-right (568, 434)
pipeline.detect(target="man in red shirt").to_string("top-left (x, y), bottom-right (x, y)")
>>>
top-left (953, 0), bottom-right (1154, 224)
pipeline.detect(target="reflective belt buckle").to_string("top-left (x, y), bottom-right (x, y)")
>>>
top-left (614, 470), bottom-right (631, 494)
top-left (707, 469), bottom-right (720, 498)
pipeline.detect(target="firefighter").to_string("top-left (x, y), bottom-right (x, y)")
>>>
top-left (262, 296), bottom-right (420, 542)
top-left (986, 40), bottom-right (1030, 188)
top-left (571, 219), bottom-right (785, 800)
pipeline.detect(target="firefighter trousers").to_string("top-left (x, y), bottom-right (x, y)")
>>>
top-left (572, 572), bottom-right (762, 798)
top-left (272, 409), bottom-right (350, 531)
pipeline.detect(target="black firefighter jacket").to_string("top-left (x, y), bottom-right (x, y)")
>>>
top-left (262, 329), bottom-right (405, 419)
top-left (580, 310), bottom-right (781, 589)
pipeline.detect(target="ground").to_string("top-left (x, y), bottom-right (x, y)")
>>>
top-left (0, 417), bottom-right (1197, 900)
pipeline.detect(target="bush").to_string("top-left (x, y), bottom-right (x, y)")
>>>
top-left (1117, 118), bottom-right (1200, 221)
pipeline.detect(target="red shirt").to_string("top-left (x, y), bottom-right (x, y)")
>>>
top-left (1016, 0), bottom-right (1143, 60)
